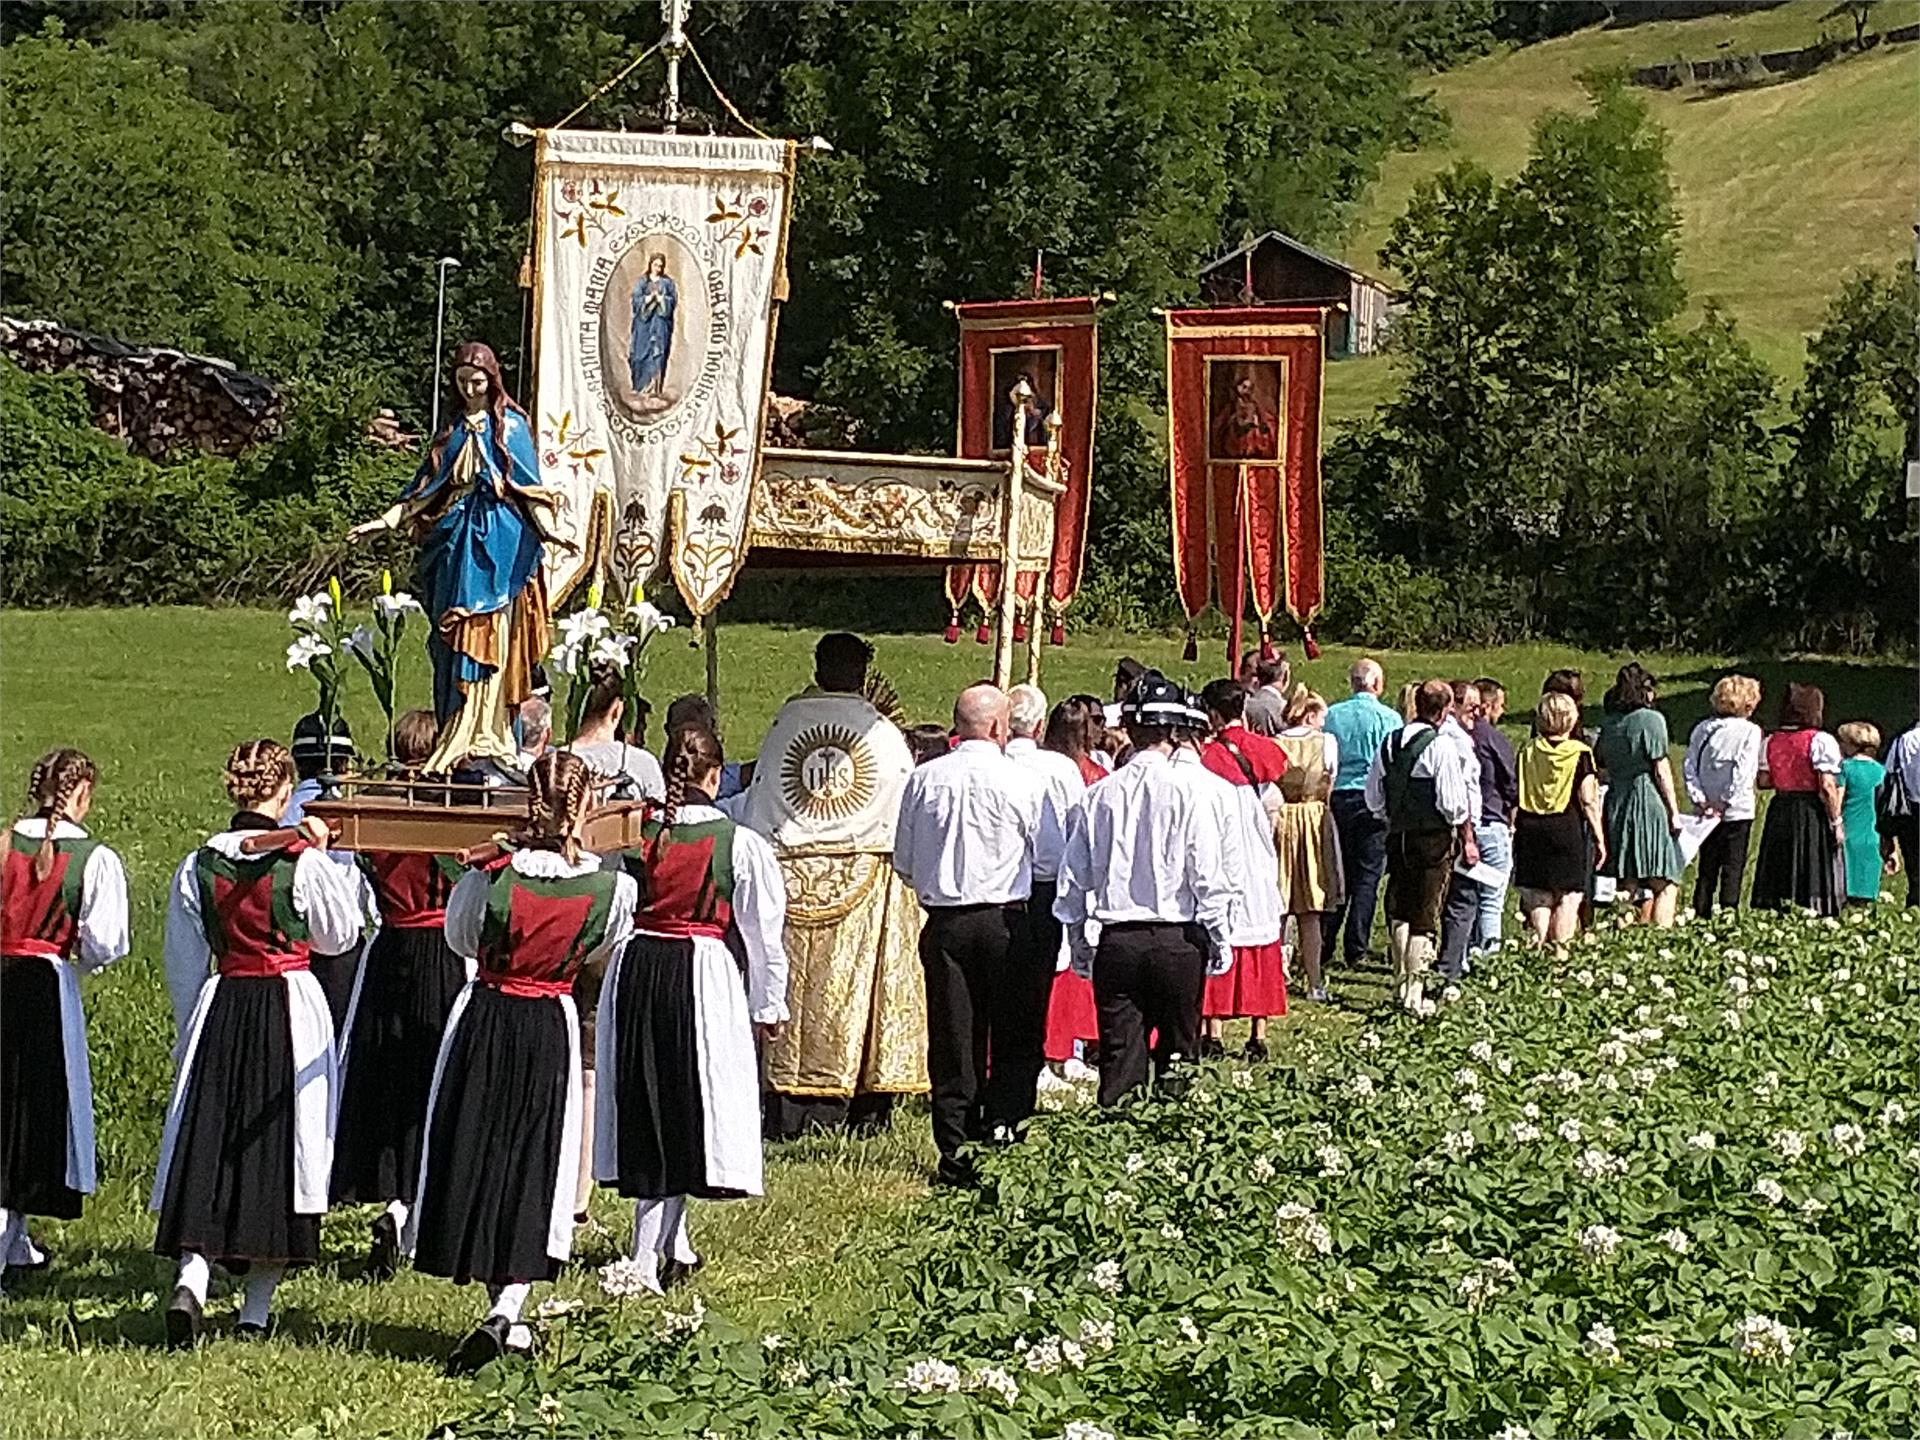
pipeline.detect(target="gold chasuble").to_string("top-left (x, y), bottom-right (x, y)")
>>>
top-left (727, 689), bottom-right (926, 1097)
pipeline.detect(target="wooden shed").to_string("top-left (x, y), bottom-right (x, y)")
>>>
top-left (1198, 231), bottom-right (1397, 359)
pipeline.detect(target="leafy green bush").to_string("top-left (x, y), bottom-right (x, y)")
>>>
top-left (464, 905), bottom-right (1920, 1439)
top-left (0, 360), bottom-right (414, 606)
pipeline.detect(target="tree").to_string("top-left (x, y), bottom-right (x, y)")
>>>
top-left (0, 25), bottom-right (347, 375)
top-left (1823, 1), bottom-right (1880, 49)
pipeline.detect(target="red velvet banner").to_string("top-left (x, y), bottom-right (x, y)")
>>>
top-left (946, 296), bottom-right (1100, 641)
top-left (1165, 306), bottom-right (1326, 666)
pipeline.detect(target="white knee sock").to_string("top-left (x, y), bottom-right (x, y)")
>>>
top-left (486, 1281), bottom-right (529, 1324)
top-left (667, 1198), bottom-right (698, 1266)
top-left (383, 1199), bottom-right (409, 1229)
top-left (239, 1266), bottom-right (282, 1327)
top-left (0, 1208), bottom-right (17, 1280)
top-left (175, 1251), bottom-right (211, 1306)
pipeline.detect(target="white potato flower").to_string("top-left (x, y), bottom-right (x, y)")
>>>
top-left (1733, 1314), bottom-right (1796, 1367)
top-left (897, 1358), bottom-right (964, 1394)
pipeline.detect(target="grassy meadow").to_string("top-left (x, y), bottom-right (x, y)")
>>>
top-left (1320, 0), bottom-right (1920, 423)
top-left (0, 607), bottom-right (1914, 1438)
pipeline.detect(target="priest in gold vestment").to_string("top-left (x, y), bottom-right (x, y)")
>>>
top-left (722, 633), bottom-right (926, 1136)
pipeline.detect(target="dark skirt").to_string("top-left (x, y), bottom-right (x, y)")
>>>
top-left (153, 976), bottom-right (320, 1267)
top-left (332, 926), bottom-right (468, 1206)
top-left (1, 956), bottom-right (81, 1219)
top-left (307, 947), bottom-right (361, 1033)
top-left (412, 985), bottom-right (570, 1286)
top-left (1752, 790), bottom-right (1843, 918)
top-left (608, 935), bottom-right (745, 1201)
top-left (1513, 809), bottom-right (1591, 895)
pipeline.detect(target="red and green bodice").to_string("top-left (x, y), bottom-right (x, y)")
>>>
top-left (477, 859), bottom-right (621, 998)
top-left (194, 842), bottom-right (312, 978)
top-left (363, 851), bottom-right (464, 929)
top-left (626, 816), bottom-right (736, 941)
top-left (1, 827), bottom-right (100, 961)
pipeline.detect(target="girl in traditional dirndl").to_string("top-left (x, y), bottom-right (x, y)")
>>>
top-left (332, 710), bottom-right (475, 1277)
top-left (152, 740), bottom-right (363, 1346)
top-left (409, 750), bottom-right (637, 1373)
top-left (596, 725), bottom-right (789, 1291)
top-left (1, 749), bottom-right (130, 1290)
top-left (1753, 682), bottom-right (1846, 917)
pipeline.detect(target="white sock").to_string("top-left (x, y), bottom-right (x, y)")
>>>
top-left (667, 1199), bottom-right (698, 1266)
top-left (486, 1281), bottom-right (529, 1324)
top-left (175, 1252), bottom-right (211, 1306)
top-left (239, 1266), bottom-right (282, 1327)
top-left (506, 1322), bottom-right (535, 1352)
top-left (384, 1199), bottom-right (409, 1229)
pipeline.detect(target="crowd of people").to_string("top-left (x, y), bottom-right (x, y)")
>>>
top-left (3, 637), bottom-right (1917, 1368)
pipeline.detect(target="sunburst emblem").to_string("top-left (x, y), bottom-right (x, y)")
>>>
top-left (780, 724), bottom-right (876, 822)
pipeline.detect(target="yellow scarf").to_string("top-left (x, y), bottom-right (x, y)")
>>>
top-left (1519, 737), bottom-right (1589, 815)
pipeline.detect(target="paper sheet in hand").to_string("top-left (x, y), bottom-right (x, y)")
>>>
top-left (1453, 859), bottom-right (1508, 887)
top-left (1676, 813), bottom-right (1719, 864)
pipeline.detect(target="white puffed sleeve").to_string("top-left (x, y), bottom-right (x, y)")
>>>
top-left (444, 868), bottom-right (490, 961)
top-left (730, 828), bottom-right (790, 1024)
top-left (1809, 731), bottom-right (1843, 776)
top-left (594, 867), bottom-right (639, 969)
top-left (162, 853), bottom-right (211, 1035)
top-left (292, 847), bottom-right (367, 956)
top-left (76, 843), bottom-right (131, 972)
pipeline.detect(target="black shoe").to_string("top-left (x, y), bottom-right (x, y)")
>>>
top-left (448, 1314), bottom-right (511, 1375)
top-left (233, 1320), bottom-right (270, 1342)
top-left (367, 1213), bottom-right (400, 1281)
top-left (658, 1255), bottom-right (705, 1291)
top-left (1243, 1036), bottom-right (1269, 1063)
top-left (163, 1286), bottom-right (202, 1350)
top-left (1199, 1036), bottom-right (1226, 1061)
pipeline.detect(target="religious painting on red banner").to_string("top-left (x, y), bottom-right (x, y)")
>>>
top-left (945, 297), bottom-right (1102, 644)
top-left (1165, 307), bottom-right (1326, 666)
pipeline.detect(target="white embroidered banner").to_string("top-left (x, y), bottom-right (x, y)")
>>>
top-left (532, 129), bottom-right (794, 614)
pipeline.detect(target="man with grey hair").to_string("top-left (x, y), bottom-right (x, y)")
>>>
top-left (1323, 656), bottom-right (1402, 971)
top-left (1004, 683), bottom-right (1087, 1087)
top-left (893, 684), bottom-right (1049, 1185)
top-left (514, 695), bottom-right (552, 772)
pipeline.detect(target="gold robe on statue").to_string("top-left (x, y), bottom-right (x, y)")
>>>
top-left (724, 688), bottom-right (926, 1097)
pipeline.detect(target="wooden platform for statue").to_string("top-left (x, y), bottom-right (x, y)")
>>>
top-left (302, 785), bottom-right (650, 855)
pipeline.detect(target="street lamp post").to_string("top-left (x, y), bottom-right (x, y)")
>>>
top-left (430, 256), bottom-right (462, 437)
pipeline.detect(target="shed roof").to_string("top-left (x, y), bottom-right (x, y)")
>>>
top-left (1199, 231), bottom-right (1395, 295)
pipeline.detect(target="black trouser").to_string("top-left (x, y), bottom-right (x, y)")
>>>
top-left (1091, 921), bottom-right (1206, 1108)
top-left (1691, 818), bottom-right (1754, 917)
top-left (999, 879), bottom-right (1063, 1129)
top-left (1899, 820), bottom-right (1920, 907)
top-left (1327, 790), bottom-right (1388, 964)
top-left (918, 901), bottom-right (1024, 1168)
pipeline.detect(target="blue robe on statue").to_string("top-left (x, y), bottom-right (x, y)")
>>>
top-left (397, 410), bottom-right (546, 723)
top-left (629, 274), bottom-right (677, 394)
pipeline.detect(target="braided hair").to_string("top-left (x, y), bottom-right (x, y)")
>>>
top-left (223, 739), bottom-right (296, 815)
top-left (20, 748), bottom-right (97, 881)
top-left (516, 749), bottom-right (593, 865)
top-left (648, 724), bottom-right (723, 860)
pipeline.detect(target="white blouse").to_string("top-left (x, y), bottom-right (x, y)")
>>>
top-left (444, 847), bottom-right (638, 970)
top-left (9, 818), bottom-right (130, 971)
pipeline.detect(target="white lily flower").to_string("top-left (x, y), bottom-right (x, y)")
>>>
top-left (286, 635), bottom-right (332, 671)
top-left (627, 599), bottom-right (677, 636)
top-left (589, 634), bottom-right (636, 671)
top-left (346, 624), bottom-right (377, 663)
top-left (373, 591), bottom-right (424, 621)
top-left (288, 592), bottom-right (334, 629)
top-left (556, 609), bottom-right (613, 650)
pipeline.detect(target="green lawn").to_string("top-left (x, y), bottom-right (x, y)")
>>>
top-left (0, 608), bottom-right (1913, 1438)
top-left (1341, 0), bottom-right (1920, 401)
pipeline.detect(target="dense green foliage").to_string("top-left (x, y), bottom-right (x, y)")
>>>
top-left (1328, 81), bottom-right (1918, 653)
top-left (466, 906), bottom-right (1920, 1439)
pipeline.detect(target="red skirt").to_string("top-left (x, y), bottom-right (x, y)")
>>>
top-left (1043, 969), bottom-right (1099, 1062)
top-left (1203, 940), bottom-right (1287, 1019)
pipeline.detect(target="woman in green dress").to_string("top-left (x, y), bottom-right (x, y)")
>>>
top-left (1594, 663), bottom-right (1685, 927)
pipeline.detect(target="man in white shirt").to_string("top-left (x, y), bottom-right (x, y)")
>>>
top-left (893, 684), bottom-right (1048, 1185)
top-left (1885, 718), bottom-right (1920, 907)
top-left (1004, 684), bottom-right (1086, 1088)
top-left (1365, 679), bottom-right (1475, 1013)
top-left (1436, 681), bottom-right (1486, 982)
top-left (1054, 672), bottom-right (1234, 1106)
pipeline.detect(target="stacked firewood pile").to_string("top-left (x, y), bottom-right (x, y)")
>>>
top-left (1, 315), bottom-right (284, 460)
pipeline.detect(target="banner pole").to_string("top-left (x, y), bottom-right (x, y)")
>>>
top-left (994, 382), bottom-right (1033, 690)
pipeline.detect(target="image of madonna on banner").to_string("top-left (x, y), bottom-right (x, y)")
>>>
top-left (942, 297), bottom-right (1100, 646)
top-left (1164, 306), bottom-right (1328, 666)
top-left (531, 129), bottom-right (796, 615)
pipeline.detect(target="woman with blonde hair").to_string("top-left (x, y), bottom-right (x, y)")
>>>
top-left (1835, 720), bottom-right (1885, 906)
top-left (1271, 686), bottom-right (1344, 1002)
top-left (1683, 674), bottom-right (1763, 917)
top-left (410, 750), bottom-right (638, 1372)
top-left (1512, 692), bottom-right (1606, 945)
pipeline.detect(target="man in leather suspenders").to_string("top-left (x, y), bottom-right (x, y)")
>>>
top-left (1364, 679), bottom-right (1476, 1013)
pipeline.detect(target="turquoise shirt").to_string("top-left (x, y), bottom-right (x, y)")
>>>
top-left (1324, 692), bottom-right (1404, 793)
top-left (1839, 755), bottom-right (1885, 901)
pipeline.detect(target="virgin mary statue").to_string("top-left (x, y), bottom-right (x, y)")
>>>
top-left (350, 341), bottom-right (565, 773)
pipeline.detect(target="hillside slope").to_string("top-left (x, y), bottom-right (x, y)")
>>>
top-left (1325, 0), bottom-right (1920, 421)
